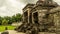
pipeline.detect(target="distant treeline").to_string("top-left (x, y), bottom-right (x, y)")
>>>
top-left (0, 13), bottom-right (22, 25)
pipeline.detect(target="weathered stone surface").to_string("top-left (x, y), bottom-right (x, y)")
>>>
top-left (15, 0), bottom-right (60, 34)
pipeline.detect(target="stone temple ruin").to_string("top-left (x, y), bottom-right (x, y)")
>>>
top-left (15, 0), bottom-right (60, 34)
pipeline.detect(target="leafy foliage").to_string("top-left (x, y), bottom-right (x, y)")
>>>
top-left (0, 13), bottom-right (22, 25)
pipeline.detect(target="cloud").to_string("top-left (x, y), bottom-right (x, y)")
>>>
top-left (0, 0), bottom-right (25, 17)
top-left (0, 0), bottom-right (60, 17)
top-left (0, 0), bottom-right (5, 6)
top-left (53, 0), bottom-right (60, 5)
top-left (18, 0), bottom-right (38, 4)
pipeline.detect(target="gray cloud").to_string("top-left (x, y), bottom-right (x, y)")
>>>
top-left (18, 0), bottom-right (60, 5)
top-left (53, 0), bottom-right (60, 5)
top-left (18, 0), bottom-right (38, 4)
top-left (0, 0), bottom-right (5, 6)
top-left (0, 0), bottom-right (60, 17)
top-left (0, 0), bottom-right (26, 17)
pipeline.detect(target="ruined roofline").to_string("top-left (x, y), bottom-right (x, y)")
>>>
top-left (36, 0), bottom-right (59, 7)
top-left (22, 4), bottom-right (35, 10)
top-left (49, 6), bottom-right (60, 14)
top-left (30, 4), bottom-right (56, 13)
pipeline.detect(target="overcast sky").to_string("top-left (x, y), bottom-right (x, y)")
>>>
top-left (0, 0), bottom-right (60, 17)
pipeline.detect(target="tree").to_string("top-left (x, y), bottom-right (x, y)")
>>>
top-left (0, 13), bottom-right (22, 25)
top-left (0, 16), bottom-right (2, 25)
top-left (12, 13), bottom-right (22, 22)
top-left (2, 19), bottom-right (8, 25)
top-left (15, 13), bottom-right (22, 22)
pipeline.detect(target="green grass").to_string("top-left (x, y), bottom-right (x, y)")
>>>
top-left (0, 25), bottom-right (16, 32)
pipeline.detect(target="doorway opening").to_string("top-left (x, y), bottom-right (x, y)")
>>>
top-left (33, 12), bottom-right (38, 24)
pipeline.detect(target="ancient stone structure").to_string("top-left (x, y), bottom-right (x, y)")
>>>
top-left (15, 0), bottom-right (60, 34)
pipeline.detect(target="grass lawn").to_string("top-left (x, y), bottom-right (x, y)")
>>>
top-left (0, 25), bottom-right (16, 32)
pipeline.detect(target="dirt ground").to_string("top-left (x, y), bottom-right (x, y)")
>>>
top-left (0, 30), bottom-right (25, 34)
top-left (0, 30), bottom-right (56, 34)
top-left (39, 32), bottom-right (56, 34)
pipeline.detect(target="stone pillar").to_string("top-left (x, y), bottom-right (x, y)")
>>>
top-left (27, 8), bottom-right (31, 23)
top-left (32, 13), bottom-right (34, 24)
